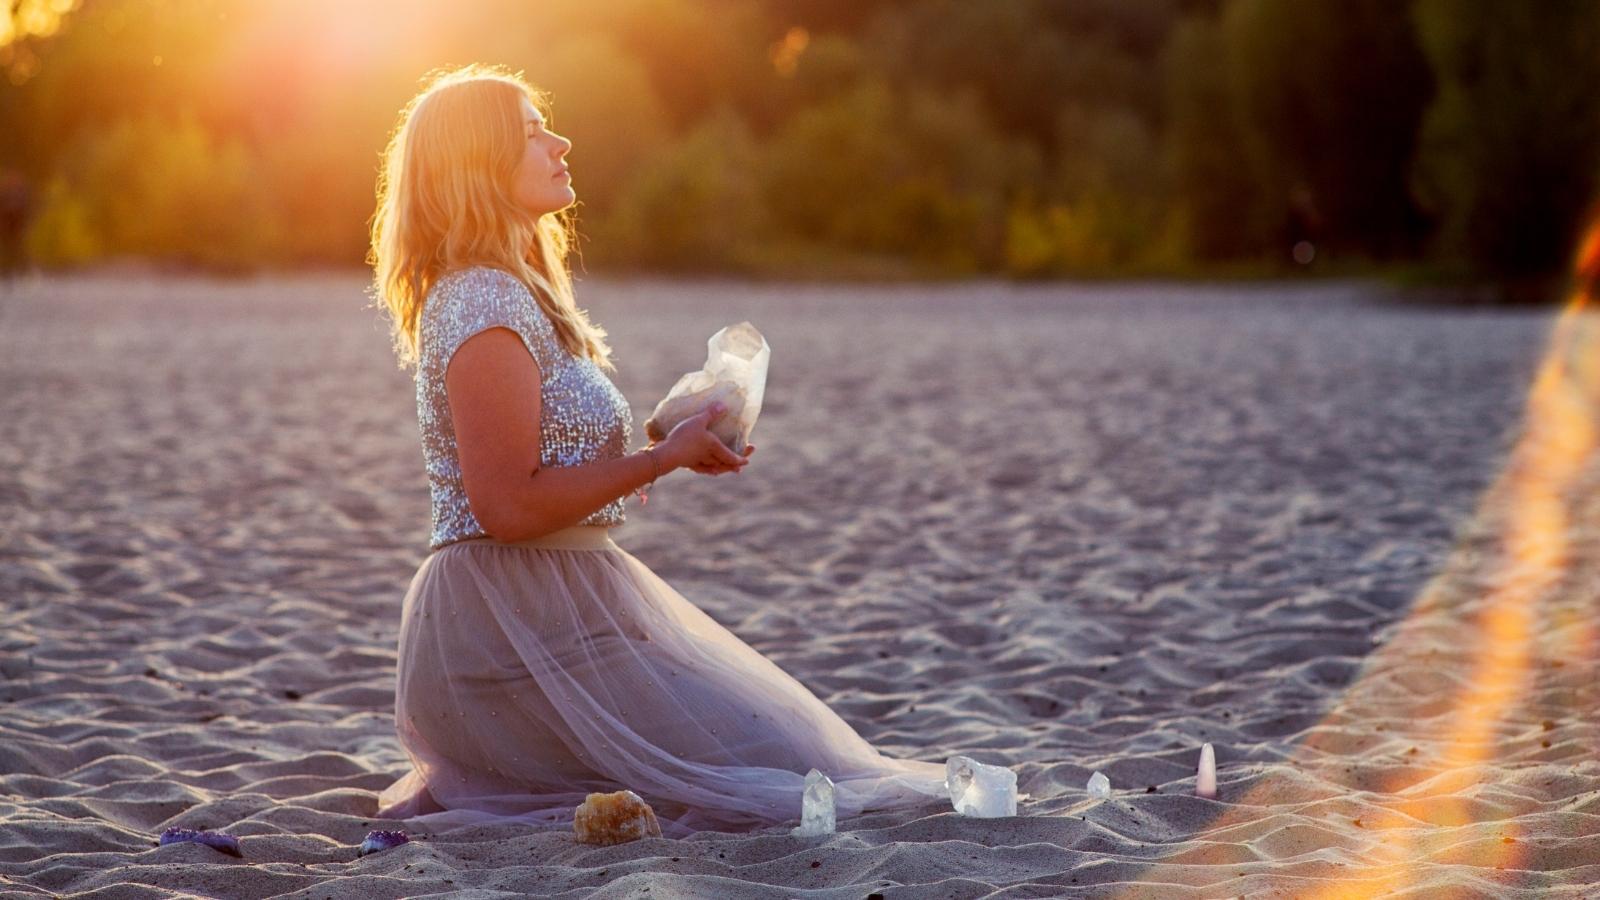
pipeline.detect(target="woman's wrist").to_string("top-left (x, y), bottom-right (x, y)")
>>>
top-left (633, 444), bottom-right (667, 505)
top-left (647, 440), bottom-right (680, 474)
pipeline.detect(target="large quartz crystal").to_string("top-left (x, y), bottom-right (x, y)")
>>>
top-left (644, 322), bottom-right (770, 453)
top-left (1087, 771), bottom-right (1111, 800)
top-left (790, 768), bottom-right (836, 836)
top-left (945, 755), bottom-right (1017, 817)
top-left (573, 789), bottom-right (662, 845)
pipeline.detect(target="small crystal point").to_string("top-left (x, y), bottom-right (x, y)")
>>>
top-left (357, 830), bottom-right (410, 857)
top-left (945, 755), bottom-right (1018, 817)
top-left (1197, 742), bottom-right (1217, 799)
top-left (790, 768), bottom-right (836, 836)
top-left (1087, 771), bottom-right (1111, 800)
top-left (157, 827), bottom-right (243, 857)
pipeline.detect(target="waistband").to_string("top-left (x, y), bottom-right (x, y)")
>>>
top-left (456, 525), bottom-right (618, 552)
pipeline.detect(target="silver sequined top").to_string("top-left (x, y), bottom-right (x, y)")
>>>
top-left (416, 266), bottom-right (632, 550)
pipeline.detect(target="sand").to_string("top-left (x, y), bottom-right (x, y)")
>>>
top-left (1, 272), bottom-right (1596, 898)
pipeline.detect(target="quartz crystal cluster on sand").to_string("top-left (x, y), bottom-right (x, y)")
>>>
top-left (945, 756), bottom-right (1019, 817)
top-left (574, 790), bottom-right (662, 845)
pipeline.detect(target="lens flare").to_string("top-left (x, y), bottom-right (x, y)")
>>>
top-left (1123, 216), bottom-right (1600, 896)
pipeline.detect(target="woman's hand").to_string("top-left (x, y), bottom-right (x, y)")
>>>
top-left (657, 403), bottom-right (752, 476)
top-left (687, 443), bottom-right (755, 476)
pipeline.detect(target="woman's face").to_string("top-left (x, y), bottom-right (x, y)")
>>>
top-left (511, 94), bottom-right (575, 215)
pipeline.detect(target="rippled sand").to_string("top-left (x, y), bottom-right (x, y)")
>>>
top-left (2, 273), bottom-right (1593, 898)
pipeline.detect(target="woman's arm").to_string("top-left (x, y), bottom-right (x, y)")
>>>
top-left (445, 326), bottom-right (749, 542)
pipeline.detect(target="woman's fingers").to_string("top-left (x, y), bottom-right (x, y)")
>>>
top-left (685, 438), bottom-right (753, 476)
top-left (711, 440), bottom-right (745, 467)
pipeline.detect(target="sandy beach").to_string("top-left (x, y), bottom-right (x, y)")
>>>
top-left (2, 272), bottom-right (1595, 898)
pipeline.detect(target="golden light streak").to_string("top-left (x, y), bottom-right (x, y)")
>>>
top-left (1296, 240), bottom-right (1597, 895)
top-left (1120, 218), bottom-right (1600, 897)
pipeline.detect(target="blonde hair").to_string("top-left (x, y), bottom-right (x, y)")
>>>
top-left (368, 63), bottom-right (613, 371)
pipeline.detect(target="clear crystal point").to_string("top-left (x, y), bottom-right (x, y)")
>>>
top-left (1087, 771), bottom-right (1111, 799)
top-left (1197, 742), bottom-right (1217, 799)
top-left (790, 768), bottom-right (836, 836)
top-left (945, 755), bottom-right (1018, 817)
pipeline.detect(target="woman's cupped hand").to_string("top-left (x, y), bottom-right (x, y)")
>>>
top-left (656, 403), bottom-right (754, 476)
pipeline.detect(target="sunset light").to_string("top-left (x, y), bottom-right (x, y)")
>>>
top-left (3, 2), bottom-right (1598, 896)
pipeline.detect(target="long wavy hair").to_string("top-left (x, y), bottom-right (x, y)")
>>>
top-left (368, 64), bottom-right (612, 371)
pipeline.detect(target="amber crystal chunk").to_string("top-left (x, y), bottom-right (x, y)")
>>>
top-left (573, 789), bottom-right (662, 845)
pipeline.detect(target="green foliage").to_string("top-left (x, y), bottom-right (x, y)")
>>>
top-left (27, 114), bottom-right (279, 269)
top-left (1412, 0), bottom-right (1600, 278)
top-left (1, 0), bottom-right (1596, 286)
top-left (528, 32), bottom-right (670, 216)
top-left (867, 0), bottom-right (1165, 149)
top-left (1164, 15), bottom-right (1259, 260)
top-left (1005, 204), bottom-right (1113, 275)
top-left (592, 109), bottom-right (767, 270)
top-left (762, 81), bottom-right (1039, 272)
top-left (1004, 100), bottom-right (1178, 277)
top-left (1048, 105), bottom-right (1171, 269)
top-left (25, 178), bottom-right (101, 266)
top-left (1220, 0), bottom-right (1433, 258)
top-left (577, 0), bottom-right (777, 132)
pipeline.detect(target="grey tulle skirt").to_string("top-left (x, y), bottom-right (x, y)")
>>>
top-left (376, 525), bottom-right (950, 838)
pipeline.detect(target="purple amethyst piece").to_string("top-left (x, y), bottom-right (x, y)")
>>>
top-left (357, 829), bottom-right (410, 857)
top-left (157, 827), bottom-right (243, 857)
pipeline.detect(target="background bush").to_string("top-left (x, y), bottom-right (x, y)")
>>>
top-left (2, 0), bottom-right (1598, 289)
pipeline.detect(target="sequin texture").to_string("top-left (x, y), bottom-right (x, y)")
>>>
top-left (416, 266), bottom-right (632, 550)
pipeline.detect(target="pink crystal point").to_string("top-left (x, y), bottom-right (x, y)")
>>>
top-left (1196, 742), bottom-right (1217, 799)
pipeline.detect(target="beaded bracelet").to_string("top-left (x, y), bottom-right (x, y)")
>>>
top-left (634, 445), bottom-right (661, 506)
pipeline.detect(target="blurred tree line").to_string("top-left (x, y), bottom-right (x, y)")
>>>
top-left (2, 0), bottom-right (1598, 291)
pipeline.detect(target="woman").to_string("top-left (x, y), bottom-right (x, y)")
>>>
top-left (368, 64), bottom-right (950, 838)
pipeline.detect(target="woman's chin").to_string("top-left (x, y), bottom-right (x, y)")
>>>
top-left (525, 191), bottom-right (577, 216)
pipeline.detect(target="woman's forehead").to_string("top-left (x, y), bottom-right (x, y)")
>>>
top-left (520, 95), bottom-right (544, 123)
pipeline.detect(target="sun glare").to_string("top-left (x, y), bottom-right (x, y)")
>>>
top-left (1123, 218), bottom-right (1600, 896)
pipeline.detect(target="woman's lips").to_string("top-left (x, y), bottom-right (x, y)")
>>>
top-left (553, 167), bottom-right (570, 181)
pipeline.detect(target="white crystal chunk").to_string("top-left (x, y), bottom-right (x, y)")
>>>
top-left (1087, 771), bottom-right (1111, 800)
top-left (1197, 743), bottom-right (1217, 799)
top-left (945, 755), bottom-right (1017, 817)
top-left (790, 768), bottom-right (836, 836)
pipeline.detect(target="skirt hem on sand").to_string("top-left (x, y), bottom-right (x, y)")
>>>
top-left (376, 525), bottom-right (956, 838)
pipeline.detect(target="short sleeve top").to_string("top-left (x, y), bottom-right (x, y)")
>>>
top-left (415, 266), bottom-right (633, 550)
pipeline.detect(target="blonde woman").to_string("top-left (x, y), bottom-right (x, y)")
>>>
top-left (367, 65), bottom-right (951, 838)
